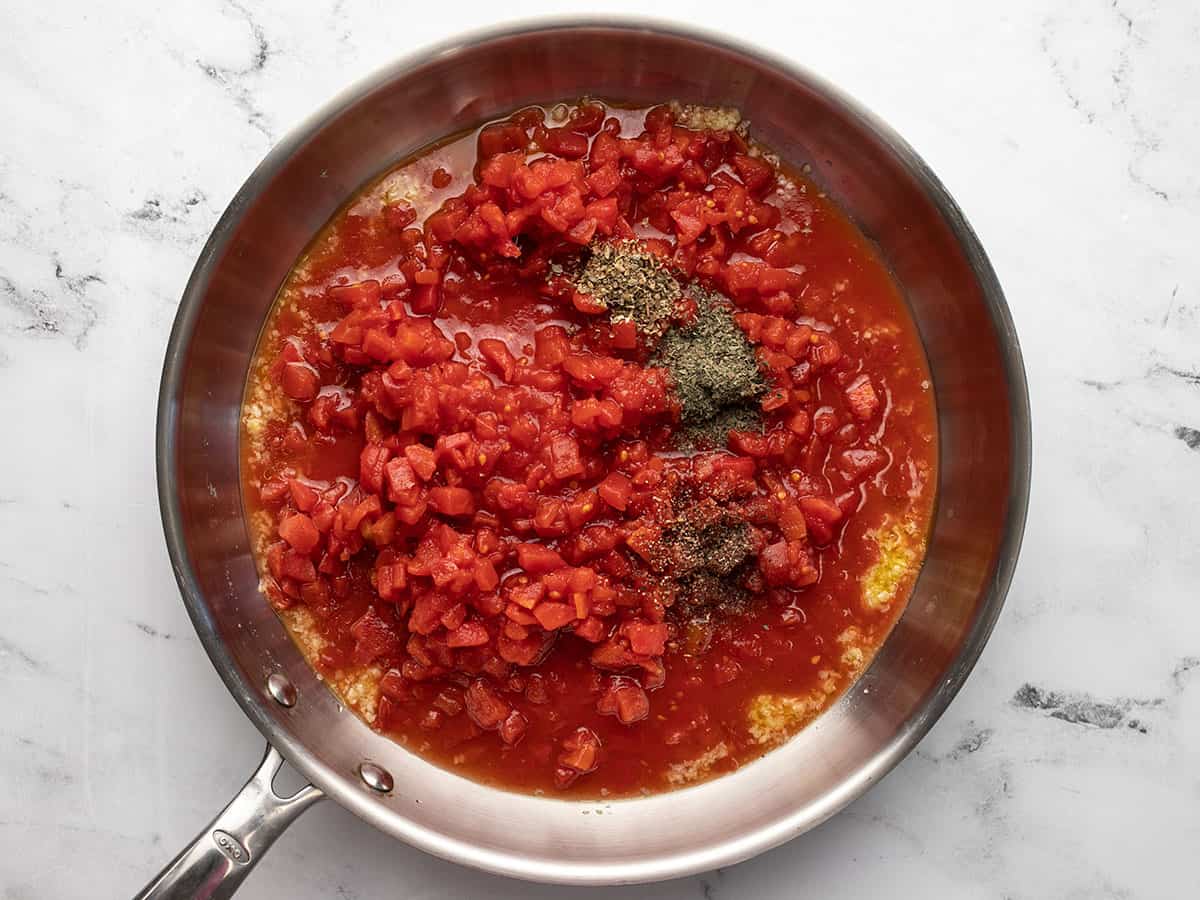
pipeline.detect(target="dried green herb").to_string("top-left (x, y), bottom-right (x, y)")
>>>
top-left (574, 241), bottom-right (681, 338)
top-left (652, 288), bottom-right (766, 448)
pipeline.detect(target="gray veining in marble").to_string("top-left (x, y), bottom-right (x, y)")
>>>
top-left (1, 0), bottom-right (1197, 897)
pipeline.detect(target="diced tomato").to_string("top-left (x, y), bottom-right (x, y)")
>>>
top-left (810, 334), bottom-right (842, 367)
top-left (464, 678), bottom-right (510, 730)
top-left (287, 478), bottom-right (319, 513)
top-left (498, 709), bottom-right (528, 745)
top-left (349, 606), bottom-right (402, 665)
top-left (328, 279), bottom-right (382, 308)
top-left (845, 375), bottom-right (881, 421)
top-left (547, 434), bottom-right (584, 480)
top-left (359, 443), bottom-right (391, 495)
top-left (447, 620), bottom-right (490, 648)
top-left (478, 122), bottom-right (527, 158)
top-left (562, 353), bottom-right (623, 389)
top-left (429, 486), bottom-right (475, 517)
top-left (385, 457), bottom-right (420, 504)
top-left (586, 163), bottom-right (622, 198)
top-left (779, 503), bottom-right (808, 542)
top-left (281, 363), bottom-right (320, 401)
top-left (533, 602), bottom-right (577, 631)
top-left (596, 472), bottom-right (632, 511)
top-left (837, 448), bottom-right (887, 481)
top-left (558, 726), bottom-right (600, 774)
top-left (786, 410), bottom-right (811, 436)
top-left (403, 443), bottom-right (438, 481)
top-left (591, 638), bottom-right (640, 671)
top-left (534, 325), bottom-right (570, 367)
top-left (799, 496), bottom-right (843, 526)
top-left (498, 631), bottom-right (547, 665)
top-left (732, 154), bottom-right (774, 194)
top-left (623, 621), bottom-right (668, 656)
top-left (478, 338), bottom-right (517, 382)
top-left (615, 682), bottom-right (650, 723)
top-left (516, 544), bottom-right (566, 573)
top-left (759, 539), bottom-right (819, 588)
top-left (278, 514), bottom-right (320, 555)
top-left (573, 616), bottom-right (606, 642)
top-left (473, 557), bottom-right (499, 592)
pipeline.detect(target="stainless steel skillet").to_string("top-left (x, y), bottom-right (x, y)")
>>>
top-left (142, 17), bottom-right (1030, 898)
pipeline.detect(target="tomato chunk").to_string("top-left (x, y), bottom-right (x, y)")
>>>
top-left (278, 514), bottom-right (320, 555)
top-left (429, 486), bottom-right (475, 517)
top-left (464, 678), bottom-right (510, 730)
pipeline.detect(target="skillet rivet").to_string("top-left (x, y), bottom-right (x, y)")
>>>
top-left (266, 673), bottom-right (297, 708)
top-left (359, 761), bottom-right (394, 793)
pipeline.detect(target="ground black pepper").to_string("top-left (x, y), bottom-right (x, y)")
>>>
top-left (640, 494), bottom-right (755, 623)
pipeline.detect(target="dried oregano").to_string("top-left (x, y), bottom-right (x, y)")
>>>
top-left (574, 241), bottom-right (681, 339)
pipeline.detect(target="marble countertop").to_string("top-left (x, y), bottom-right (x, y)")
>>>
top-left (2, 1), bottom-right (1197, 897)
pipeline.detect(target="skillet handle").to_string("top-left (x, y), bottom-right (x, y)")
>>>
top-left (133, 744), bottom-right (323, 900)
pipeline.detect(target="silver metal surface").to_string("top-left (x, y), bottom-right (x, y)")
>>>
top-left (133, 745), bottom-right (322, 899)
top-left (266, 672), bottom-right (297, 708)
top-left (152, 16), bottom-right (1030, 889)
top-left (359, 761), bottom-right (396, 794)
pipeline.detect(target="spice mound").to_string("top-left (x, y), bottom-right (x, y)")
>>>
top-left (656, 495), bottom-right (757, 618)
top-left (573, 241), bottom-right (682, 339)
top-left (653, 289), bottom-right (766, 448)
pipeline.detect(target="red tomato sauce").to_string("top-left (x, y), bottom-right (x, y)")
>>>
top-left (241, 101), bottom-right (937, 797)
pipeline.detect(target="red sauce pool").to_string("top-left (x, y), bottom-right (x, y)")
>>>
top-left (241, 101), bottom-right (937, 797)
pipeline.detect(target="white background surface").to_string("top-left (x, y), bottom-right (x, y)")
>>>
top-left (2, 1), bottom-right (1198, 897)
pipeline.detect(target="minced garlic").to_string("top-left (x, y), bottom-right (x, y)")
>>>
top-left (861, 516), bottom-right (925, 612)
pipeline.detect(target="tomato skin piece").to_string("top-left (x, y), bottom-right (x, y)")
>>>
top-left (478, 338), bottom-right (517, 382)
